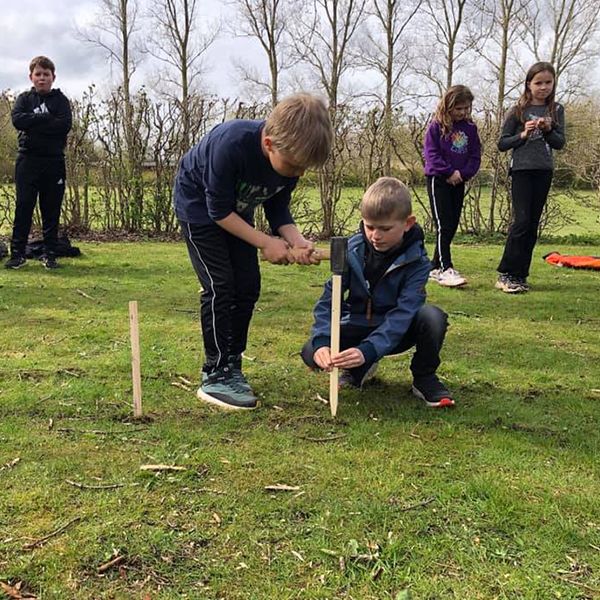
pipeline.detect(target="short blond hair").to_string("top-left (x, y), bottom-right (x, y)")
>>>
top-left (360, 177), bottom-right (412, 221)
top-left (264, 93), bottom-right (332, 168)
top-left (29, 56), bottom-right (56, 75)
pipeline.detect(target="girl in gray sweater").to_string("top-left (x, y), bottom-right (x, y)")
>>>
top-left (496, 62), bottom-right (566, 293)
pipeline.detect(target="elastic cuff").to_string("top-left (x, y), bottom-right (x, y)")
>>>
top-left (357, 341), bottom-right (378, 364)
top-left (312, 336), bottom-right (330, 351)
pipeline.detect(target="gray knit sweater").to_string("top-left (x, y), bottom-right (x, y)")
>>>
top-left (498, 103), bottom-right (565, 171)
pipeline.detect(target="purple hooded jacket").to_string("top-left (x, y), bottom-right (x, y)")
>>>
top-left (423, 119), bottom-right (481, 180)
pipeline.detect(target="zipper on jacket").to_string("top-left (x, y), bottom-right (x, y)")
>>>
top-left (366, 297), bottom-right (372, 322)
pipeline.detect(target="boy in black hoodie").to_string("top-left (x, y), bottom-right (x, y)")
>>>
top-left (6, 56), bottom-right (72, 270)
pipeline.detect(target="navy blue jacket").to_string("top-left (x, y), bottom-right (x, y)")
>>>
top-left (12, 88), bottom-right (72, 157)
top-left (310, 224), bottom-right (430, 364)
top-left (173, 119), bottom-right (297, 232)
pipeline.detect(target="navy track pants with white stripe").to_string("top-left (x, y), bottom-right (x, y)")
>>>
top-left (180, 220), bottom-right (260, 373)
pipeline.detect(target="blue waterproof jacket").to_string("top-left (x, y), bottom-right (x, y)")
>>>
top-left (311, 225), bottom-right (430, 364)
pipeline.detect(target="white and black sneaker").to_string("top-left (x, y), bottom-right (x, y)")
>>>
top-left (412, 375), bottom-right (455, 408)
top-left (495, 274), bottom-right (526, 294)
top-left (41, 255), bottom-right (60, 269)
top-left (5, 256), bottom-right (26, 269)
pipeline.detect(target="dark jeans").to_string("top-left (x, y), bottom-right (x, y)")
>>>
top-left (427, 176), bottom-right (465, 271)
top-left (181, 220), bottom-right (261, 372)
top-left (498, 169), bottom-right (553, 278)
top-left (301, 305), bottom-right (448, 385)
top-left (10, 155), bottom-right (66, 258)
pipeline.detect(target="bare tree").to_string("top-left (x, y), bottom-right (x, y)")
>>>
top-left (293, 0), bottom-right (367, 237)
top-left (411, 0), bottom-right (478, 97)
top-left (360, 0), bottom-right (423, 174)
top-left (522, 0), bottom-right (600, 96)
top-left (471, 0), bottom-right (529, 233)
top-left (80, 0), bottom-right (146, 229)
top-left (147, 0), bottom-right (217, 150)
top-left (233, 0), bottom-right (293, 106)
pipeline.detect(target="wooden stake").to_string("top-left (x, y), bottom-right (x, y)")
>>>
top-left (329, 273), bottom-right (342, 417)
top-left (129, 301), bottom-right (143, 417)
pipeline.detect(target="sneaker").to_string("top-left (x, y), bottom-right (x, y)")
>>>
top-left (412, 375), bottom-right (455, 408)
top-left (514, 276), bottom-right (530, 291)
top-left (41, 255), bottom-right (60, 269)
top-left (5, 256), bottom-right (26, 269)
top-left (437, 268), bottom-right (467, 288)
top-left (197, 366), bottom-right (258, 410)
top-left (428, 268), bottom-right (442, 282)
top-left (339, 361), bottom-right (379, 389)
top-left (495, 274), bottom-right (526, 294)
top-left (228, 354), bottom-right (256, 395)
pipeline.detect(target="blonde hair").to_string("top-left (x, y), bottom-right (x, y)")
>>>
top-left (513, 62), bottom-right (557, 124)
top-left (434, 85), bottom-right (474, 136)
top-left (29, 56), bottom-right (56, 75)
top-left (360, 177), bottom-right (412, 221)
top-left (264, 93), bottom-right (332, 168)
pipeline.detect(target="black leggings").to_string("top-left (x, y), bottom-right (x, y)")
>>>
top-left (426, 176), bottom-right (465, 271)
top-left (181, 220), bottom-right (261, 372)
top-left (498, 169), bottom-right (553, 278)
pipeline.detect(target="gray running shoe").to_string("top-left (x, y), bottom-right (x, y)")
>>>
top-left (495, 274), bottom-right (527, 294)
top-left (228, 354), bottom-right (256, 396)
top-left (198, 366), bottom-right (257, 410)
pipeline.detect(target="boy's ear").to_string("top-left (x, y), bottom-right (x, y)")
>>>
top-left (262, 135), bottom-right (274, 153)
top-left (404, 215), bottom-right (417, 231)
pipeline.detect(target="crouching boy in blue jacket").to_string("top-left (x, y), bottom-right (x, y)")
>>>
top-left (301, 177), bottom-right (454, 407)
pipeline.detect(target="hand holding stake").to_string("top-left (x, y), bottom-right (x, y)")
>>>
top-left (329, 237), bottom-right (348, 417)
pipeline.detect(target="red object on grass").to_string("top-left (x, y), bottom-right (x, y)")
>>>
top-left (544, 252), bottom-right (600, 271)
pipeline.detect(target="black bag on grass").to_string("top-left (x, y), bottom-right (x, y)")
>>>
top-left (25, 236), bottom-right (82, 259)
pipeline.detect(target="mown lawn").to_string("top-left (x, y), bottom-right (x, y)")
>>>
top-left (1, 240), bottom-right (599, 599)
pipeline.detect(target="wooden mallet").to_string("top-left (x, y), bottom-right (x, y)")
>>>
top-left (329, 237), bottom-right (348, 417)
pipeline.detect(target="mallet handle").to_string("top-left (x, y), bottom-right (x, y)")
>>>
top-left (329, 274), bottom-right (342, 417)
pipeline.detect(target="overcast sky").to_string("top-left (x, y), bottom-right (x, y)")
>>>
top-left (0, 0), bottom-right (258, 99)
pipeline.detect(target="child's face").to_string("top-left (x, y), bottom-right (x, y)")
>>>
top-left (363, 215), bottom-right (416, 252)
top-left (449, 102), bottom-right (471, 122)
top-left (263, 135), bottom-right (306, 178)
top-left (527, 70), bottom-right (554, 104)
top-left (29, 66), bottom-right (55, 94)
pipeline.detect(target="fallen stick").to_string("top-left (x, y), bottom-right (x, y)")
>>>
top-left (65, 479), bottom-right (127, 490)
top-left (22, 517), bottom-right (81, 550)
top-left (139, 464), bottom-right (186, 472)
top-left (299, 434), bottom-right (347, 442)
top-left (97, 555), bottom-right (126, 574)
top-left (76, 289), bottom-right (96, 301)
top-left (398, 497), bottom-right (435, 512)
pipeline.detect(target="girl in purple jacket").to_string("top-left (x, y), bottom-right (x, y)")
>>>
top-left (423, 85), bottom-right (481, 287)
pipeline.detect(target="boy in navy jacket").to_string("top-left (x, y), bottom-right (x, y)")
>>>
top-left (174, 93), bottom-right (332, 410)
top-left (301, 177), bottom-right (454, 407)
top-left (6, 56), bottom-right (72, 270)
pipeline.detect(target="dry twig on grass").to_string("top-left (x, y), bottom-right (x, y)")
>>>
top-left (97, 555), bottom-right (126, 574)
top-left (65, 480), bottom-right (129, 490)
top-left (22, 517), bottom-right (82, 550)
top-left (139, 464), bottom-right (186, 472)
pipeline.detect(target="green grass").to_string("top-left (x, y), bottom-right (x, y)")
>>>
top-left (1, 241), bottom-right (600, 599)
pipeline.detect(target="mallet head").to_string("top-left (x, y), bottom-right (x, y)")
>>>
top-left (330, 237), bottom-right (348, 275)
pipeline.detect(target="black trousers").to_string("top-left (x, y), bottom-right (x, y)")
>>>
top-left (301, 305), bottom-right (448, 385)
top-left (498, 169), bottom-right (553, 278)
top-left (181, 220), bottom-right (261, 373)
top-left (10, 155), bottom-right (66, 258)
top-left (427, 176), bottom-right (465, 271)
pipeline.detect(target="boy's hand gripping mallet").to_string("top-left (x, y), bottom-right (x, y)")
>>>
top-left (329, 237), bottom-right (348, 417)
